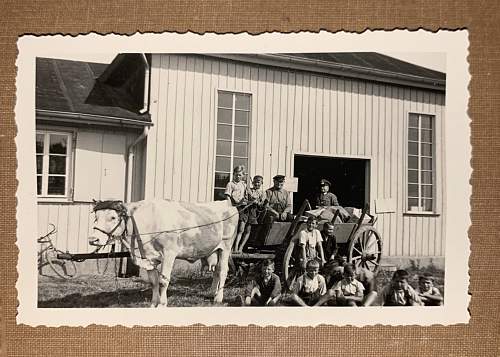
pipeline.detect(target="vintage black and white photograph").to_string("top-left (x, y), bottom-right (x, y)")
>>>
top-left (16, 31), bottom-right (470, 326)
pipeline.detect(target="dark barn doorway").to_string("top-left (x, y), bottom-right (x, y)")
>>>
top-left (293, 155), bottom-right (370, 212)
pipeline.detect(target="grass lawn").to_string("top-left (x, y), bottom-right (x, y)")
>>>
top-left (38, 260), bottom-right (444, 308)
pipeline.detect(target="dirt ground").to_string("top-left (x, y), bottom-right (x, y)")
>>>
top-left (38, 261), bottom-right (444, 308)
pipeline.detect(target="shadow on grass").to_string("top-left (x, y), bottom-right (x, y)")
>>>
top-left (37, 276), bottom-right (242, 308)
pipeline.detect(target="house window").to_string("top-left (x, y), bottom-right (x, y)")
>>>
top-left (213, 91), bottom-right (251, 200)
top-left (407, 113), bottom-right (435, 212)
top-left (36, 131), bottom-right (72, 198)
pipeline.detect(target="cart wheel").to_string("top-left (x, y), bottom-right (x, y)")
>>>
top-left (348, 225), bottom-right (382, 274)
top-left (282, 241), bottom-right (302, 290)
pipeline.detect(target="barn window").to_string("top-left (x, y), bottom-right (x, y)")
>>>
top-left (407, 113), bottom-right (434, 212)
top-left (214, 91), bottom-right (251, 200)
top-left (36, 131), bottom-right (73, 198)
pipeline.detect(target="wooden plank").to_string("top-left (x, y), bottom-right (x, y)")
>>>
top-left (396, 86), bottom-right (404, 255)
top-left (286, 71), bottom-right (296, 176)
top-left (292, 73), bottom-right (303, 158)
top-left (143, 55), bottom-right (161, 200)
top-left (73, 131), bottom-right (103, 202)
top-left (345, 79), bottom-right (353, 155)
top-left (227, 61), bottom-right (236, 90)
top-left (181, 56), bottom-right (195, 201)
top-left (191, 57), bottom-right (204, 202)
top-left (270, 69), bottom-right (280, 176)
top-left (365, 82), bottom-right (373, 156)
top-left (249, 65), bottom-right (259, 182)
top-left (329, 78), bottom-right (338, 154)
top-left (56, 204), bottom-right (69, 252)
top-left (163, 55), bottom-right (177, 200)
top-left (301, 74), bottom-right (310, 152)
top-left (313, 75), bottom-right (321, 153)
top-left (67, 204), bottom-right (80, 253)
top-left (171, 55), bottom-right (187, 201)
top-left (323, 77), bottom-right (331, 154)
top-left (100, 133), bottom-right (127, 201)
top-left (278, 71), bottom-right (288, 174)
top-left (265, 69), bottom-right (275, 178)
top-left (371, 84), bottom-right (380, 198)
top-left (358, 81), bottom-right (366, 156)
top-left (337, 79), bottom-right (345, 154)
top-left (154, 54), bottom-right (168, 199)
top-left (308, 75), bottom-right (318, 153)
top-left (256, 67), bottom-right (267, 180)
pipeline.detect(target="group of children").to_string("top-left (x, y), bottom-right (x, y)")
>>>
top-left (225, 165), bottom-right (443, 307)
top-left (240, 257), bottom-right (443, 307)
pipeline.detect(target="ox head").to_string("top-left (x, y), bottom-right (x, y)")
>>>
top-left (88, 200), bottom-right (128, 246)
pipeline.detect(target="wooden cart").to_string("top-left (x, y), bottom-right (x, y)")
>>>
top-left (231, 200), bottom-right (382, 289)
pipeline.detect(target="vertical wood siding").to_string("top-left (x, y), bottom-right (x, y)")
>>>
top-left (146, 54), bottom-right (446, 257)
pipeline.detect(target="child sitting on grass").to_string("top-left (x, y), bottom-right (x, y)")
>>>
top-left (329, 264), bottom-right (365, 306)
top-left (378, 269), bottom-right (422, 306)
top-left (243, 259), bottom-right (281, 306)
top-left (417, 273), bottom-right (443, 306)
top-left (299, 216), bottom-right (326, 269)
top-left (291, 259), bottom-right (327, 307)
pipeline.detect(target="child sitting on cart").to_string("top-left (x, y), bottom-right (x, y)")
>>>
top-left (225, 165), bottom-right (248, 253)
top-left (321, 222), bottom-right (338, 261)
top-left (416, 273), bottom-right (443, 306)
top-left (242, 259), bottom-right (282, 306)
top-left (234, 175), bottom-right (267, 253)
top-left (290, 259), bottom-right (327, 306)
top-left (299, 216), bottom-right (326, 269)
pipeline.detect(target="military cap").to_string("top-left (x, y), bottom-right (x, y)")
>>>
top-left (320, 179), bottom-right (331, 187)
top-left (273, 175), bottom-right (286, 182)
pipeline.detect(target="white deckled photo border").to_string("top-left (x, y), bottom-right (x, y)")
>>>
top-left (16, 30), bottom-right (470, 326)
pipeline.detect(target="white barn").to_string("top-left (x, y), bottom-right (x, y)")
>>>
top-left (36, 53), bottom-right (446, 269)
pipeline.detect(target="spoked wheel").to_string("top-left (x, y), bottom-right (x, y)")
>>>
top-left (282, 241), bottom-right (303, 290)
top-left (348, 225), bottom-right (383, 274)
top-left (46, 249), bottom-right (78, 279)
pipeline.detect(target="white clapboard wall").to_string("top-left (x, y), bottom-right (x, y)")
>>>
top-left (145, 54), bottom-right (446, 258)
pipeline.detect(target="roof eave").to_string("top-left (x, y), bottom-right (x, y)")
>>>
top-left (36, 109), bottom-right (153, 129)
top-left (206, 54), bottom-right (446, 92)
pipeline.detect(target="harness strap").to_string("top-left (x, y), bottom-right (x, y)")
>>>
top-left (130, 215), bottom-right (146, 259)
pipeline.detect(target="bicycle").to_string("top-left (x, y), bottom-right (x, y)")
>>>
top-left (38, 224), bottom-right (78, 279)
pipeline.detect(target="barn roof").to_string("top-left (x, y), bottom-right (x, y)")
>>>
top-left (209, 53), bottom-right (446, 91)
top-left (36, 57), bottom-right (151, 127)
top-left (290, 53), bottom-right (445, 82)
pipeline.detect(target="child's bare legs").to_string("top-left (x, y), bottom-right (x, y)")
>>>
top-left (232, 220), bottom-right (247, 253)
top-left (245, 287), bottom-right (261, 306)
top-left (237, 224), bottom-right (252, 252)
top-left (290, 293), bottom-right (309, 307)
top-left (314, 290), bottom-right (335, 306)
top-left (362, 291), bottom-right (378, 307)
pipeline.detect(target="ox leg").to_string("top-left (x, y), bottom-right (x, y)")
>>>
top-left (212, 248), bottom-right (230, 303)
top-left (158, 250), bottom-right (177, 307)
top-left (147, 269), bottom-right (160, 308)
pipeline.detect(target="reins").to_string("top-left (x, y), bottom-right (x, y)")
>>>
top-left (93, 200), bottom-right (255, 248)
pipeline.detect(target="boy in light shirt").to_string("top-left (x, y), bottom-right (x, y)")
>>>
top-left (330, 264), bottom-right (365, 306)
top-left (417, 273), bottom-right (443, 306)
top-left (225, 165), bottom-right (248, 253)
top-left (298, 216), bottom-right (326, 269)
top-left (291, 259), bottom-right (327, 307)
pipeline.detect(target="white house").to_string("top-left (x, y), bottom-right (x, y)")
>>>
top-left (36, 52), bottom-right (446, 268)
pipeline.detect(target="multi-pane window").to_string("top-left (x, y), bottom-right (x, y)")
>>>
top-left (36, 131), bottom-right (72, 197)
top-left (213, 91), bottom-right (251, 200)
top-left (407, 113), bottom-right (434, 212)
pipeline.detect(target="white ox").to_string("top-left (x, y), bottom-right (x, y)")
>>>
top-left (88, 199), bottom-right (238, 307)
